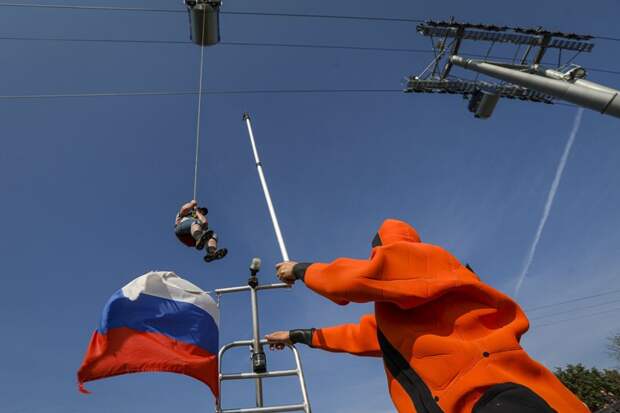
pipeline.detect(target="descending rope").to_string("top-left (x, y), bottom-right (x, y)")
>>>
top-left (193, 45), bottom-right (206, 200)
top-left (193, 16), bottom-right (208, 201)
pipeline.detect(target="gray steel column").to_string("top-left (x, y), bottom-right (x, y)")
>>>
top-left (250, 286), bottom-right (264, 407)
top-left (450, 56), bottom-right (620, 118)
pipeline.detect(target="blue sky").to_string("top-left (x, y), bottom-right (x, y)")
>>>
top-left (1, 0), bottom-right (620, 412)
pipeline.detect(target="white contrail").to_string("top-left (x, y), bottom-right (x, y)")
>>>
top-left (514, 108), bottom-right (584, 296)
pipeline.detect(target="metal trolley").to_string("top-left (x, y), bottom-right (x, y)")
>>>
top-left (214, 260), bottom-right (312, 413)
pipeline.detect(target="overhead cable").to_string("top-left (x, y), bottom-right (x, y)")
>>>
top-left (0, 89), bottom-right (404, 100)
top-left (1, 3), bottom-right (617, 38)
top-left (588, 67), bottom-right (620, 75)
top-left (525, 287), bottom-right (620, 312)
top-left (4, 35), bottom-right (618, 76)
top-left (0, 35), bottom-right (190, 44)
top-left (593, 36), bottom-right (620, 42)
top-left (0, 90), bottom-right (195, 99)
top-left (0, 90), bottom-right (601, 105)
top-left (0, 2), bottom-right (181, 12)
top-left (0, 35), bottom-right (432, 53)
top-left (222, 10), bottom-right (423, 23)
top-left (223, 41), bottom-right (429, 53)
top-left (529, 298), bottom-right (620, 322)
top-left (531, 307), bottom-right (620, 329)
top-left (0, 2), bottom-right (423, 22)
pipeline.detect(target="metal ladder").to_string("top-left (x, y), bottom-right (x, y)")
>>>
top-left (214, 261), bottom-right (312, 413)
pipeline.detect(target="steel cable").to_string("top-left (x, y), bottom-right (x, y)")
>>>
top-left (192, 14), bottom-right (207, 201)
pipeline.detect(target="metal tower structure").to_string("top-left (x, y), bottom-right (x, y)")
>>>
top-left (405, 19), bottom-right (620, 119)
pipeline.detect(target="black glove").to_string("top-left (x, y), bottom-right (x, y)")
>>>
top-left (289, 329), bottom-right (314, 346)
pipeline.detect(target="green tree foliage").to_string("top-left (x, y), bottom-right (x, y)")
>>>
top-left (555, 364), bottom-right (620, 411)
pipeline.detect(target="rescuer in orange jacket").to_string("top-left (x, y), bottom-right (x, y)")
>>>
top-left (266, 219), bottom-right (589, 413)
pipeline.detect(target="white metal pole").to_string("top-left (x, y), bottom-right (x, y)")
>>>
top-left (243, 113), bottom-right (290, 262)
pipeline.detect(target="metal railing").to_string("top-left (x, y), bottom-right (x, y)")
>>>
top-left (214, 273), bottom-right (311, 413)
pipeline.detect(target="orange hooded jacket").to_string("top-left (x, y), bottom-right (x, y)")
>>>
top-left (294, 219), bottom-right (588, 413)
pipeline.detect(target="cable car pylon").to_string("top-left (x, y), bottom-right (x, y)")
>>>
top-left (405, 19), bottom-right (620, 119)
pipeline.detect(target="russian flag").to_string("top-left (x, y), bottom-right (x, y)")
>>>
top-left (77, 271), bottom-right (219, 396)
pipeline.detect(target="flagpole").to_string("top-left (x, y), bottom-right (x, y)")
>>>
top-left (242, 113), bottom-right (290, 262)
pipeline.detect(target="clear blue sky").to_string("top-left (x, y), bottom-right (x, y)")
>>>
top-left (1, 0), bottom-right (620, 412)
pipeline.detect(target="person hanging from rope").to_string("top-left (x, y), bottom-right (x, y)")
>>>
top-left (174, 200), bottom-right (227, 262)
top-left (265, 219), bottom-right (589, 413)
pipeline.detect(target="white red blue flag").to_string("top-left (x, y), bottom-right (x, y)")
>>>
top-left (77, 271), bottom-right (219, 396)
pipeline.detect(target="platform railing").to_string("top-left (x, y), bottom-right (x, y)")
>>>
top-left (214, 279), bottom-right (311, 413)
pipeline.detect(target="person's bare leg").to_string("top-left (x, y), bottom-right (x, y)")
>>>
top-left (191, 223), bottom-right (207, 249)
top-left (205, 232), bottom-right (218, 255)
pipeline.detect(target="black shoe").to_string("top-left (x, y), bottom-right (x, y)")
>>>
top-left (204, 248), bottom-right (228, 263)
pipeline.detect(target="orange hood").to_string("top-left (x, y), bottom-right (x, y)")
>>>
top-left (373, 219), bottom-right (421, 247)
